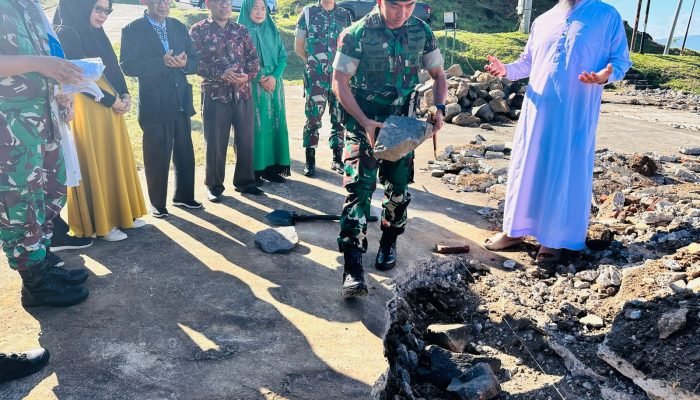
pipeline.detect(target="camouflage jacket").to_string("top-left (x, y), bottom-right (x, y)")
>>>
top-left (190, 18), bottom-right (260, 103)
top-left (0, 0), bottom-right (58, 146)
top-left (295, 2), bottom-right (352, 74)
top-left (332, 6), bottom-right (442, 129)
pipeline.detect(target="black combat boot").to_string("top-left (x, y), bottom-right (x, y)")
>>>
top-left (19, 262), bottom-right (89, 307)
top-left (0, 348), bottom-right (50, 383)
top-left (303, 147), bottom-right (316, 177)
top-left (342, 250), bottom-right (368, 297)
top-left (331, 146), bottom-right (344, 175)
top-left (375, 230), bottom-right (398, 271)
top-left (45, 251), bottom-right (89, 285)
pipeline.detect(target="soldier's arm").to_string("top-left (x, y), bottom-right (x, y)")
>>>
top-left (332, 70), bottom-right (382, 146)
top-left (295, 38), bottom-right (307, 61)
top-left (0, 55), bottom-right (82, 84)
top-left (294, 11), bottom-right (308, 61)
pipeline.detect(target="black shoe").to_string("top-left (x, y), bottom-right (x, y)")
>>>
top-left (45, 251), bottom-right (64, 268)
top-left (207, 190), bottom-right (223, 203)
top-left (19, 263), bottom-right (89, 307)
top-left (342, 250), bottom-right (368, 297)
top-left (49, 232), bottom-right (93, 252)
top-left (263, 173), bottom-right (286, 183)
top-left (303, 147), bottom-right (316, 177)
top-left (331, 146), bottom-right (344, 175)
top-left (45, 253), bottom-right (89, 286)
top-left (235, 186), bottom-right (264, 195)
top-left (173, 199), bottom-right (203, 209)
top-left (150, 206), bottom-right (169, 218)
top-left (375, 230), bottom-right (399, 271)
top-left (0, 348), bottom-right (50, 383)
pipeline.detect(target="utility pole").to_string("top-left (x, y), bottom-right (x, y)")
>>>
top-left (519, 0), bottom-right (533, 34)
top-left (630, 0), bottom-right (643, 52)
top-left (664, 0), bottom-right (684, 55)
top-left (681, 0), bottom-right (697, 55)
top-left (640, 0), bottom-right (652, 53)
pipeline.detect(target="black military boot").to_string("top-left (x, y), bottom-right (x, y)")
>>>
top-left (375, 230), bottom-right (399, 271)
top-left (45, 252), bottom-right (89, 285)
top-left (342, 250), bottom-right (368, 297)
top-left (0, 348), bottom-right (50, 383)
top-left (19, 262), bottom-right (89, 307)
top-left (303, 147), bottom-right (316, 177)
top-left (331, 146), bottom-right (344, 175)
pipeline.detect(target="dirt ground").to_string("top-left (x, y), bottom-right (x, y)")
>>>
top-left (2, 5), bottom-right (699, 399)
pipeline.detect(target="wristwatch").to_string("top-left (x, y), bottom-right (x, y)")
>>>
top-left (435, 104), bottom-right (446, 116)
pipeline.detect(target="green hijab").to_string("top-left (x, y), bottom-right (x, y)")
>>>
top-left (237, 0), bottom-right (283, 69)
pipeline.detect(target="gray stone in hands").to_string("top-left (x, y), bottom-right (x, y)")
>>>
top-left (374, 116), bottom-right (434, 162)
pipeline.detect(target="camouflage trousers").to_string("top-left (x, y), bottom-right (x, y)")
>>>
top-left (302, 69), bottom-right (344, 150)
top-left (0, 143), bottom-right (66, 270)
top-left (337, 130), bottom-right (413, 253)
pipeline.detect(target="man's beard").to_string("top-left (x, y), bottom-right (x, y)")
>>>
top-left (559, 0), bottom-right (576, 9)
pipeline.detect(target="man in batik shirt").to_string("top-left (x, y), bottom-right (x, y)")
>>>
top-left (190, 0), bottom-right (262, 200)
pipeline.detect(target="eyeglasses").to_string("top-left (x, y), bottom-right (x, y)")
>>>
top-left (93, 6), bottom-right (113, 15)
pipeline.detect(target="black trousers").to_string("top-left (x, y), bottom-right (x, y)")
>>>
top-left (202, 95), bottom-right (256, 194)
top-left (139, 114), bottom-right (196, 209)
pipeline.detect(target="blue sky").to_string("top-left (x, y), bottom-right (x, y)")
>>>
top-left (603, 0), bottom-right (698, 42)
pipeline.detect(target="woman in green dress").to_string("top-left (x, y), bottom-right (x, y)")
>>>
top-left (238, 0), bottom-right (291, 183)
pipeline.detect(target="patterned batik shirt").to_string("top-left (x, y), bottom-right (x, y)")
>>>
top-left (295, 2), bottom-right (352, 75)
top-left (145, 10), bottom-right (169, 52)
top-left (190, 17), bottom-right (260, 103)
top-left (0, 0), bottom-right (58, 146)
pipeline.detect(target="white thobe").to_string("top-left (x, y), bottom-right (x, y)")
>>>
top-left (503, 0), bottom-right (631, 250)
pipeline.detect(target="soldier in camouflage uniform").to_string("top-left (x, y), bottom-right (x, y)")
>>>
top-left (332, 0), bottom-right (447, 297)
top-left (0, 0), bottom-right (89, 308)
top-left (294, 0), bottom-right (352, 177)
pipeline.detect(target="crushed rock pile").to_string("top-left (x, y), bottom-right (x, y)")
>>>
top-left (380, 148), bottom-right (699, 399)
top-left (613, 88), bottom-right (700, 114)
top-left (416, 64), bottom-right (526, 129)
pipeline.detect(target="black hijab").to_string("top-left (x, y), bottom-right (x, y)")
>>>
top-left (53, 0), bottom-right (128, 99)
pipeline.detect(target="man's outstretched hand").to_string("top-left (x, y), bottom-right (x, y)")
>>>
top-left (579, 64), bottom-right (613, 85)
top-left (485, 55), bottom-right (507, 78)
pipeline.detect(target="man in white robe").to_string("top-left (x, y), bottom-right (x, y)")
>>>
top-left (483, 0), bottom-right (632, 263)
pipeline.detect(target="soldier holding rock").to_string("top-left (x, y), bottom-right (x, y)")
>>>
top-left (332, 0), bottom-right (447, 297)
top-left (295, 0), bottom-right (352, 177)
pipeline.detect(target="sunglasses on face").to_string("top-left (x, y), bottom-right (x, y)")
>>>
top-left (93, 5), bottom-right (113, 15)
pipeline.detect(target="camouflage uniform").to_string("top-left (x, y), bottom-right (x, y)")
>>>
top-left (332, 6), bottom-right (443, 252)
top-left (295, 2), bottom-right (352, 150)
top-left (0, 0), bottom-right (66, 270)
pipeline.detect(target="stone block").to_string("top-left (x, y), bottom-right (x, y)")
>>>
top-left (453, 113), bottom-right (481, 127)
top-left (373, 116), bottom-right (433, 162)
top-left (445, 103), bottom-right (462, 122)
top-left (488, 98), bottom-right (510, 113)
top-left (447, 363), bottom-right (501, 400)
top-left (254, 227), bottom-right (299, 254)
top-left (426, 323), bottom-right (471, 352)
top-left (473, 104), bottom-right (494, 122)
top-left (446, 64), bottom-right (464, 78)
top-left (488, 89), bottom-right (505, 99)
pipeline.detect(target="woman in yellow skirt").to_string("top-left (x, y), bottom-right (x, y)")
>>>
top-left (54, 0), bottom-right (147, 241)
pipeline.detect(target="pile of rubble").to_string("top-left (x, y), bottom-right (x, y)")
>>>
top-left (381, 148), bottom-right (699, 399)
top-left (416, 64), bottom-right (526, 128)
top-left (423, 140), bottom-right (511, 196)
top-left (613, 88), bottom-right (700, 113)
